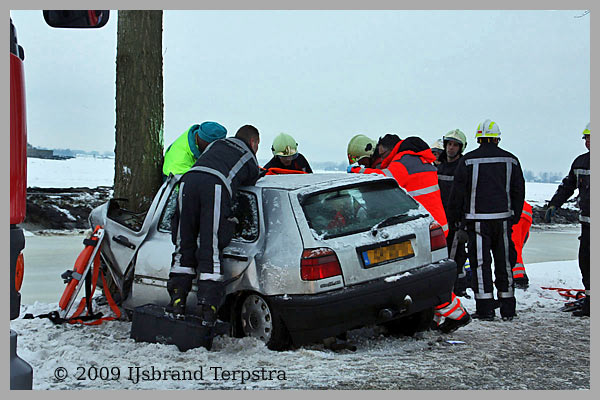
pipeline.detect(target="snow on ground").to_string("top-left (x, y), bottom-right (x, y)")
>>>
top-left (12, 259), bottom-right (589, 390)
top-left (27, 156), bottom-right (115, 188)
top-left (27, 156), bottom-right (571, 206)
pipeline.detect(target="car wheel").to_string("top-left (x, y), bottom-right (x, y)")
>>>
top-left (382, 307), bottom-right (434, 337)
top-left (238, 293), bottom-right (290, 350)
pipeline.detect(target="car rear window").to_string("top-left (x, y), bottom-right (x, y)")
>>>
top-left (301, 181), bottom-right (422, 239)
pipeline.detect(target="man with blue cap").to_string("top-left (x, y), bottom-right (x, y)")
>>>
top-left (162, 122), bottom-right (227, 178)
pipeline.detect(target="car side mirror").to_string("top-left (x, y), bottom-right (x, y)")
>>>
top-left (43, 10), bottom-right (110, 28)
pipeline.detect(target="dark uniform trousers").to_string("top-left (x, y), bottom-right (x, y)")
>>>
top-left (466, 219), bottom-right (517, 317)
top-left (446, 228), bottom-right (468, 282)
top-left (171, 173), bottom-right (236, 307)
top-left (580, 222), bottom-right (590, 291)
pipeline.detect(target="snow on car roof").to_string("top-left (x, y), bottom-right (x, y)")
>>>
top-left (255, 172), bottom-right (391, 191)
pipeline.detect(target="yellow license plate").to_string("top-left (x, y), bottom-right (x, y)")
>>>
top-left (362, 241), bottom-right (414, 267)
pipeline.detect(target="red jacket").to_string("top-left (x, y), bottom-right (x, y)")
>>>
top-left (350, 138), bottom-right (449, 236)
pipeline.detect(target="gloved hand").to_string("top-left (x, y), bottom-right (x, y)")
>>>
top-left (347, 165), bottom-right (354, 173)
top-left (455, 229), bottom-right (469, 245)
top-left (544, 205), bottom-right (556, 223)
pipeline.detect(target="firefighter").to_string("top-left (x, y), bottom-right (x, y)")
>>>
top-left (437, 129), bottom-right (470, 297)
top-left (162, 121), bottom-right (227, 178)
top-left (347, 134), bottom-right (377, 167)
top-left (545, 122), bottom-right (590, 317)
top-left (350, 135), bottom-right (471, 333)
top-left (263, 132), bottom-right (313, 173)
top-left (166, 125), bottom-right (261, 326)
top-left (512, 200), bottom-right (533, 289)
top-left (430, 139), bottom-right (444, 165)
top-left (447, 119), bottom-right (525, 322)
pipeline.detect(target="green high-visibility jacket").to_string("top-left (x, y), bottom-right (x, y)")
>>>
top-left (162, 125), bottom-right (202, 176)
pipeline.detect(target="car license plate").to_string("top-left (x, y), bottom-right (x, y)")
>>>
top-left (362, 240), bottom-right (414, 267)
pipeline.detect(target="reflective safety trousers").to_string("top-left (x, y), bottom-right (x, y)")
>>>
top-left (350, 141), bottom-right (448, 236)
top-left (434, 292), bottom-right (468, 323)
top-left (511, 200), bottom-right (532, 278)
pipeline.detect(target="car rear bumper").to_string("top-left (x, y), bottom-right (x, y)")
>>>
top-left (269, 259), bottom-right (456, 346)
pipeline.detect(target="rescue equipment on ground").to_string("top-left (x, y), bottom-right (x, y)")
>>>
top-left (541, 286), bottom-right (586, 300)
top-left (23, 225), bottom-right (121, 325)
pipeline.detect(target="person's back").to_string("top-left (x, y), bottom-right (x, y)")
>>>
top-left (447, 119), bottom-right (525, 322)
top-left (451, 142), bottom-right (523, 223)
top-left (191, 136), bottom-right (260, 195)
top-left (162, 122), bottom-right (227, 178)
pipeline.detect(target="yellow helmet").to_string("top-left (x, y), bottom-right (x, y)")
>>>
top-left (582, 122), bottom-right (590, 138)
top-left (347, 134), bottom-right (376, 164)
top-left (271, 132), bottom-right (298, 157)
top-left (443, 129), bottom-right (467, 151)
top-left (475, 119), bottom-right (501, 139)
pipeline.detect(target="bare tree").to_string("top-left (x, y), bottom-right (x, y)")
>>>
top-left (114, 10), bottom-right (164, 213)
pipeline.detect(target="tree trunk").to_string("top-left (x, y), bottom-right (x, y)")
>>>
top-left (114, 10), bottom-right (163, 213)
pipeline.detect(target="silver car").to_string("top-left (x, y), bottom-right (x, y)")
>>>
top-left (89, 172), bottom-right (456, 350)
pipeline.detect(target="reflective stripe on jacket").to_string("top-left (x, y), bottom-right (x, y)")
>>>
top-left (351, 138), bottom-right (449, 235)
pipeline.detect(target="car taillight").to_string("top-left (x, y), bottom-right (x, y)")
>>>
top-left (429, 222), bottom-right (446, 251)
top-left (301, 248), bottom-right (342, 281)
top-left (15, 253), bottom-right (24, 292)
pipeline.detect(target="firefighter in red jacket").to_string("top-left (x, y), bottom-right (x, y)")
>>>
top-left (348, 135), bottom-right (471, 333)
top-left (511, 201), bottom-right (533, 288)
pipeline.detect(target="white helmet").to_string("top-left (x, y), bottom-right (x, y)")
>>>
top-left (475, 119), bottom-right (501, 140)
top-left (430, 139), bottom-right (444, 151)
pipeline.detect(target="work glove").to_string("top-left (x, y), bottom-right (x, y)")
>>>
top-left (455, 229), bottom-right (469, 245)
top-left (347, 165), bottom-right (354, 173)
top-left (544, 205), bottom-right (556, 223)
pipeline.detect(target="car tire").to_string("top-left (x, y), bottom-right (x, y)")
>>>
top-left (235, 293), bottom-right (291, 351)
top-left (381, 307), bottom-right (434, 337)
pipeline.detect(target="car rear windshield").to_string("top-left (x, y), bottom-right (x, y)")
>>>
top-left (301, 181), bottom-right (422, 239)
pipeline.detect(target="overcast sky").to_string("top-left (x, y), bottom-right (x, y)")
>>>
top-left (9, 10), bottom-right (590, 173)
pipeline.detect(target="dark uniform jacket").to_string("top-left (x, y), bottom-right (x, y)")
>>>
top-left (188, 137), bottom-right (260, 199)
top-left (447, 142), bottom-right (525, 227)
top-left (263, 153), bottom-right (313, 173)
top-left (549, 151), bottom-right (590, 224)
top-left (436, 152), bottom-right (462, 210)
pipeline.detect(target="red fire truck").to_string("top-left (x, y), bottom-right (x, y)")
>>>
top-left (10, 11), bottom-right (109, 389)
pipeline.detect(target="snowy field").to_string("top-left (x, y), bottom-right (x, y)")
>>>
top-left (27, 156), bottom-right (565, 207)
top-left (12, 259), bottom-right (588, 390)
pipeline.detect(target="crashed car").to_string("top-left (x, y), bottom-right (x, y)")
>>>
top-left (90, 172), bottom-right (456, 350)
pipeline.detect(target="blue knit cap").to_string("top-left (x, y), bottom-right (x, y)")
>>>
top-left (196, 121), bottom-right (227, 142)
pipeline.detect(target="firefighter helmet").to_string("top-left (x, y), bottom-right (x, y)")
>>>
top-left (443, 129), bottom-right (467, 151)
top-left (271, 133), bottom-right (298, 157)
top-left (475, 119), bottom-right (501, 139)
top-left (347, 134), bottom-right (376, 164)
top-left (430, 139), bottom-right (444, 152)
top-left (582, 122), bottom-right (590, 138)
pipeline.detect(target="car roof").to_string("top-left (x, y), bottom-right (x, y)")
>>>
top-left (255, 172), bottom-right (390, 191)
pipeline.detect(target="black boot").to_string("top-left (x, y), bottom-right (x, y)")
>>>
top-left (165, 274), bottom-right (193, 319)
top-left (473, 299), bottom-right (495, 321)
top-left (439, 313), bottom-right (472, 333)
top-left (200, 304), bottom-right (218, 327)
top-left (572, 296), bottom-right (590, 317)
